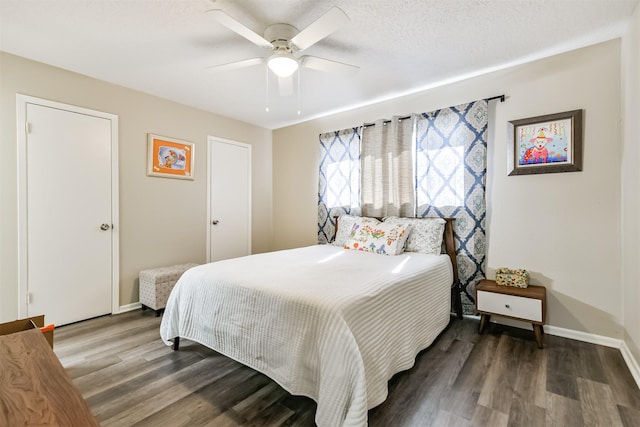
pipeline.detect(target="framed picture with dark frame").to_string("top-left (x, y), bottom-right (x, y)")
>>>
top-left (507, 109), bottom-right (583, 176)
top-left (147, 134), bottom-right (194, 180)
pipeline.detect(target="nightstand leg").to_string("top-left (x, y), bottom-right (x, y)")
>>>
top-left (533, 325), bottom-right (543, 349)
top-left (478, 314), bottom-right (490, 334)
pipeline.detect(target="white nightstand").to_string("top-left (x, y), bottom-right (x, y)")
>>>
top-left (475, 279), bottom-right (547, 348)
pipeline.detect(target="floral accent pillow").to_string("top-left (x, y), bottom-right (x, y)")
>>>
top-left (344, 222), bottom-right (411, 255)
top-left (384, 216), bottom-right (446, 255)
top-left (333, 215), bottom-right (381, 247)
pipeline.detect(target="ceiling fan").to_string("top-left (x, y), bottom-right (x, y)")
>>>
top-left (207, 6), bottom-right (359, 96)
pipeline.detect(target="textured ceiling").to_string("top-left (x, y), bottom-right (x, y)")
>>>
top-left (1, 0), bottom-right (637, 129)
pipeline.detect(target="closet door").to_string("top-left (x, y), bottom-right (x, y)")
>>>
top-left (207, 137), bottom-right (252, 262)
top-left (19, 98), bottom-right (118, 326)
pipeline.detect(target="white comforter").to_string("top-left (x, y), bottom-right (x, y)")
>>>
top-left (160, 245), bottom-right (452, 427)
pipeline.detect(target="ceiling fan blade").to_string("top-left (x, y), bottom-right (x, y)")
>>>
top-left (290, 6), bottom-right (349, 51)
top-left (278, 75), bottom-right (294, 97)
top-left (207, 57), bottom-right (265, 72)
top-left (208, 9), bottom-right (272, 49)
top-left (300, 56), bottom-right (359, 74)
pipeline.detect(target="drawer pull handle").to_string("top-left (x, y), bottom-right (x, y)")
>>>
top-left (505, 304), bottom-right (510, 309)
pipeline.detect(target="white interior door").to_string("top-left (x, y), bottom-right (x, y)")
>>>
top-left (18, 97), bottom-right (118, 326)
top-left (207, 137), bottom-right (251, 262)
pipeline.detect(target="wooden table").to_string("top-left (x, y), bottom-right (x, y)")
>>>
top-left (0, 328), bottom-right (99, 426)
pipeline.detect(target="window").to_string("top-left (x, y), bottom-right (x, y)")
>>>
top-left (318, 100), bottom-right (489, 315)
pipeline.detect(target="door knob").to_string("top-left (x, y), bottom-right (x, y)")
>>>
top-left (100, 223), bottom-right (111, 231)
top-left (212, 220), bottom-right (220, 225)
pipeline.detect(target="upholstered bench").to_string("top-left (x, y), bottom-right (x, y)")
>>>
top-left (139, 263), bottom-right (198, 316)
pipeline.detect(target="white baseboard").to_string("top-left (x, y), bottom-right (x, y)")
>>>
top-left (620, 340), bottom-right (640, 390)
top-left (116, 302), bottom-right (142, 314)
top-left (543, 324), bottom-right (622, 348)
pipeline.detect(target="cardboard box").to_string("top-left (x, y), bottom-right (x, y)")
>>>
top-left (0, 314), bottom-right (54, 348)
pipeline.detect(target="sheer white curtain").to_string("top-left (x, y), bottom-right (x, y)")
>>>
top-left (360, 115), bottom-right (417, 217)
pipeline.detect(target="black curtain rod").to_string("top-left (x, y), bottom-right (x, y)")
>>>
top-left (486, 94), bottom-right (506, 102)
top-left (362, 94), bottom-right (506, 128)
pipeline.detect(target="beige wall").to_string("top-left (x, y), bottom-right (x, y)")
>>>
top-left (0, 52), bottom-right (273, 322)
top-left (622, 4), bottom-right (640, 369)
top-left (273, 40), bottom-right (624, 339)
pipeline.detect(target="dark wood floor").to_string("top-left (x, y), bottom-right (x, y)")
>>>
top-left (52, 310), bottom-right (640, 427)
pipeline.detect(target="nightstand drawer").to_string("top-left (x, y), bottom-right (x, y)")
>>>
top-left (477, 290), bottom-right (542, 322)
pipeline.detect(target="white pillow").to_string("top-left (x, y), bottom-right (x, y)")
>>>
top-left (384, 216), bottom-right (446, 255)
top-left (343, 221), bottom-right (411, 256)
top-left (333, 215), bottom-right (380, 247)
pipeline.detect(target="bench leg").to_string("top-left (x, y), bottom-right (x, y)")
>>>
top-left (140, 305), bottom-right (161, 316)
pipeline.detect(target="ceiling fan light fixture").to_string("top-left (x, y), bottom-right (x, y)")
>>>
top-left (268, 51), bottom-right (299, 77)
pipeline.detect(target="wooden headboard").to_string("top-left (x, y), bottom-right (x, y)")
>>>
top-left (333, 216), bottom-right (463, 319)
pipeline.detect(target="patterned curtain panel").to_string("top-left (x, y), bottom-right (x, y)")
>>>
top-left (360, 116), bottom-right (416, 217)
top-left (317, 128), bottom-right (362, 244)
top-left (415, 100), bottom-right (488, 314)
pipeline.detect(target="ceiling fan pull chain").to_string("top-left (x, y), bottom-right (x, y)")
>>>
top-left (265, 65), bottom-right (270, 113)
top-left (297, 69), bottom-right (302, 116)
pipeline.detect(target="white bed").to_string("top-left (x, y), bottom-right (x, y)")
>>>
top-left (160, 219), bottom-right (461, 427)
